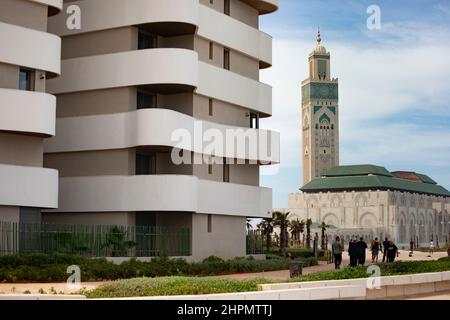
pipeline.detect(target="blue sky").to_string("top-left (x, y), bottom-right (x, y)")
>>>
top-left (259, 0), bottom-right (450, 208)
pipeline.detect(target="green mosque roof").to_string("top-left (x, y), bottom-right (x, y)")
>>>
top-left (301, 165), bottom-right (450, 197)
top-left (323, 164), bottom-right (393, 177)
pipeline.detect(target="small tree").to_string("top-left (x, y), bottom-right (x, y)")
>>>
top-left (289, 219), bottom-right (301, 241)
top-left (273, 211), bottom-right (290, 256)
top-left (306, 218), bottom-right (312, 249)
top-left (257, 217), bottom-right (274, 252)
top-left (101, 226), bottom-right (135, 257)
top-left (319, 221), bottom-right (329, 250)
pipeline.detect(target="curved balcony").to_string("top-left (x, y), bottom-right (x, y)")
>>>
top-left (46, 48), bottom-right (198, 95)
top-left (0, 21), bottom-right (61, 77)
top-left (48, 0), bottom-right (198, 37)
top-left (44, 109), bottom-right (280, 164)
top-left (52, 175), bottom-right (272, 218)
top-left (198, 5), bottom-right (272, 67)
top-left (198, 62), bottom-right (272, 117)
top-left (0, 164), bottom-right (58, 209)
top-left (48, 0), bottom-right (272, 67)
top-left (30, 0), bottom-right (63, 16)
top-left (241, 0), bottom-right (279, 14)
top-left (47, 49), bottom-right (272, 116)
top-left (0, 89), bottom-right (56, 137)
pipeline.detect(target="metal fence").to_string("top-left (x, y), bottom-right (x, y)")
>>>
top-left (0, 221), bottom-right (191, 257)
top-left (246, 230), bottom-right (264, 255)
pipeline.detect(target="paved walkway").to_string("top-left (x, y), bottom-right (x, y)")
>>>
top-left (405, 291), bottom-right (450, 300)
top-left (215, 250), bottom-right (448, 281)
top-left (0, 250), bottom-right (447, 294)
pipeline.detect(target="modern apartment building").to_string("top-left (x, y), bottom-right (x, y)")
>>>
top-left (43, 0), bottom-right (279, 260)
top-left (0, 0), bottom-right (61, 223)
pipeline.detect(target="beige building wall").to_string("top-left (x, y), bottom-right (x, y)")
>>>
top-left (44, 149), bottom-right (134, 177)
top-left (56, 88), bottom-right (137, 117)
top-left (0, 63), bottom-right (19, 89)
top-left (194, 35), bottom-right (259, 80)
top-left (0, 0), bottom-right (48, 31)
top-left (61, 27), bottom-right (138, 59)
top-left (0, 206), bottom-right (20, 223)
top-left (0, 132), bottom-right (43, 167)
top-left (191, 213), bottom-right (246, 260)
top-left (199, 0), bottom-right (259, 28)
top-left (43, 212), bottom-right (136, 226)
top-left (0, 0), bottom-right (61, 225)
top-left (287, 190), bottom-right (450, 247)
top-left (43, 0), bottom-right (278, 260)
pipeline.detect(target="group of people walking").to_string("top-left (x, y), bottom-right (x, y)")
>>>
top-left (331, 236), bottom-right (399, 269)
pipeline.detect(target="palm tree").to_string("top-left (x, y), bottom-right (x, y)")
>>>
top-left (319, 221), bottom-right (329, 250)
top-left (246, 218), bottom-right (253, 231)
top-left (289, 219), bottom-right (303, 244)
top-left (273, 211), bottom-right (290, 255)
top-left (257, 217), bottom-right (274, 252)
top-left (306, 218), bottom-right (312, 249)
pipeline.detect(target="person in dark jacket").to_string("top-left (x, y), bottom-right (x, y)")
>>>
top-left (348, 239), bottom-right (358, 267)
top-left (356, 237), bottom-right (368, 266)
top-left (386, 241), bottom-right (399, 262)
top-left (382, 237), bottom-right (389, 262)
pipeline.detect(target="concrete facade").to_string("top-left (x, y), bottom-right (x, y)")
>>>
top-left (286, 190), bottom-right (450, 247)
top-left (42, 0), bottom-right (279, 261)
top-left (0, 0), bottom-right (61, 222)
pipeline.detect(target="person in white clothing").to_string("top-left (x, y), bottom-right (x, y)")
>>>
top-left (429, 240), bottom-right (435, 257)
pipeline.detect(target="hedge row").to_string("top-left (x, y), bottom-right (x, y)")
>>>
top-left (0, 253), bottom-right (317, 283)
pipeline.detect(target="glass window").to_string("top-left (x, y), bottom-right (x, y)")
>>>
top-left (224, 0), bottom-right (230, 15)
top-left (223, 163), bottom-right (230, 183)
top-left (137, 91), bottom-right (157, 109)
top-left (223, 48), bottom-right (230, 70)
top-left (209, 42), bottom-right (214, 60)
top-left (207, 214), bottom-right (212, 233)
top-left (136, 152), bottom-right (157, 175)
top-left (19, 69), bottom-right (33, 91)
top-left (209, 98), bottom-right (213, 116)
top-left (138, 31), bottom-right (157, 50)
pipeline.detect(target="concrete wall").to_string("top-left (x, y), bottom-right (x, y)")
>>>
top-left (61, 27), bottom-right (138, 59)
top-left (193, 94), bottom-right (250, 127)
top-left (191, 213), bottom-right (246, 260)
top-left (44, 149), bottom-right (134, 177)
top-left (194, 35), bottom-right (259, 80)
top-left (42, 211), bottom-right (136, 226)
top-left (0, 0), bottom-right (48, 31)
top-left (0, 132), bottom-right (43, 167)
top-left (199, 0), bottom-right (259, 28)
top-left (56, 87), bottom-right (136, 117)
top-left (0, 206), bottom-right (20, 223)
top-left (0, 63), bottom-right (18, 89)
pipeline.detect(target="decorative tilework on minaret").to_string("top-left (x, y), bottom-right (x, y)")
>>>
top-left (301, 30), bottom-right (339, 186)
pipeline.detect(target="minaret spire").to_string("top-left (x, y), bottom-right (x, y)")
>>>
top-left (317, 27), bottom-right (321, 44)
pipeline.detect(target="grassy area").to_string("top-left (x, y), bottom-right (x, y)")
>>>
top-left (82, 277), bottom-right (264, 298)
top-left (84, 257), bottom-right (450, 298)
top-left (0, 253), bottom-right (317, 283)
top-left (415, 246), bottom-right (449, 253)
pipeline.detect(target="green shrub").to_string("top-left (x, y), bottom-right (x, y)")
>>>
top-left (0, 253), bottom-right (317, 282)
top-left (84, 277), bottom-right (263, 298)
